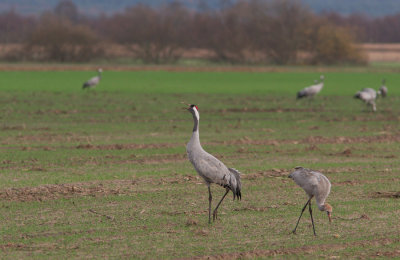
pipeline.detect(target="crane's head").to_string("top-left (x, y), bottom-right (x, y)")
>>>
top-left (324, 203), bottom-right (333, 223)
top-left (188, 104), bottom-right (199, 120)
top-left (182, 102), bottom-right (200, 120)
top-left (353, 91), bottom-right (362, 99)
top-left (98, 68), bottom-right (103, 73)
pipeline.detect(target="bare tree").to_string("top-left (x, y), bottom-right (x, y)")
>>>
top-left (0, 10), bottom-right (36, 43)
top-left (307, 23), bottom-right (366, 64)
top-left (54, 0), bottom-right (79, 22)
top-left (261, 0), bottom-right (313, 64)
top-left (0, 0), bottom-right (372, 65)
top-left (24, 15), bottom-right (103, 62)
top-left (103, 3), bottom-right (189, 63)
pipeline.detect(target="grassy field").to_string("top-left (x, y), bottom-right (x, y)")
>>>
top-left (0, 69), bottom-right (400, 258)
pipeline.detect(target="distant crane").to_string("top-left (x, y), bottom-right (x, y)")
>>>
top-left (185, 103), bottom-right (242, 224)
top-left (289, 166), bottom-right (332, 236)
top-left (379, 79), bottom-right (388, 97)
top-left (354, 88), bottom-right (377, 111)
top-left (82, 68), bottom-right (102, 89)
top-left (297, 75), bottom-right (325, 99)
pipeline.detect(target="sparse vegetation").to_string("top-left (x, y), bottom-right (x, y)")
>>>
top-left (0, 69), bottom-right (400, 258)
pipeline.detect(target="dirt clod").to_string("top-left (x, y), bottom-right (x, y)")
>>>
top-left (371, 191), bottom-right (400, 199)
top-left (186, 219), bottom-right (198, 226)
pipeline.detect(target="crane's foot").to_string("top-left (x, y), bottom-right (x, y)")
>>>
top-left (291, 230), bottom-right (297, 235)
top-left (212, 210), bottom-right (218, 221)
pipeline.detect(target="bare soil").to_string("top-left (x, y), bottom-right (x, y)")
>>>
top-left (185, 237), bottom-right (400, 259)
top-left (371, 191), bottom-right (400, 198)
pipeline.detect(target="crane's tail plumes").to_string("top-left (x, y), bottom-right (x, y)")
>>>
top-left (228, 168), bottom-right (242, 200)
top-left (297, 91), bottom-right (306, 99)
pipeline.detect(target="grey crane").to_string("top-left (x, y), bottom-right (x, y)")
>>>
top-left (82, 68), bottom-right (102, 89)
top-left (289, 166), bottom-right (332, 236)
top-left (297, 75), bottom-right (325, 99)
top-left (185, 104), bottom-right (242, 224)
top-left (354, 87), bottom-right (377, 111)
top-left (378, 79), bottom-right (388, 97)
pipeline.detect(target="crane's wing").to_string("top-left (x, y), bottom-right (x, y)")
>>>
top-left (82, 76), bottom-right (100, 88)
top-left (195, 153), bottom-right (230, 183)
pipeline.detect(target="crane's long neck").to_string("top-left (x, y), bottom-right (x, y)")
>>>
top-left (190, 111), bottom-right (200, 146)
top-left (192, 113), bottom-right (199, 132)
top-left (98, 71), bottom-right (102, 79)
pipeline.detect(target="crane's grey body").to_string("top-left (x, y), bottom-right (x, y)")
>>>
top-left (83, 68), bottom-right (102, 89)
top-left (289, 167), bottom-right (331, 211)
top-left (187, 131), bottom-right (240, 194)
top-left (186, 104), bottom-right (241, 223)
top-left (297, 75), bottom-right (324, 99)
top-left (354, 88), bottom-right (377, 111)
top-left (289, 166), bottom-right (332, 236)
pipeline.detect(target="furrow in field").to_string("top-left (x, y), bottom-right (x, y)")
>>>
top-left (184, 237), bottom-right (400, 259)
top-left (2, 132), bottom-right (400, 151)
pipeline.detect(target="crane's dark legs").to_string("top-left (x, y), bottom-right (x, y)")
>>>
top-left (292, 197), bottom-right (312, 234)
top-left (212, 189), bottom-right (229, 221)
top-left (309, 201), bottom-right (316, 236)
top-left (208, 186), bottom-right (212, 224)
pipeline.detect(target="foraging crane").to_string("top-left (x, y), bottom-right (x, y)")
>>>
top-left (82, 68), bottom-right (102, 89)
top-left (289, 166), bottom-right (332, 236)
top-left (297, 75), bottom-right (325, 99)
top-left (354, 88), bottom-right (377, 111)
top-left (185, 104), bottom-right (242, 224)
top-left (379, 79), bottom-right (388, 97)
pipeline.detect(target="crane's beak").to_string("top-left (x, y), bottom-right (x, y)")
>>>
top-left (180, 101), bottom-right (190, 110)
top-left (327, 212), bottom-right (332, 223)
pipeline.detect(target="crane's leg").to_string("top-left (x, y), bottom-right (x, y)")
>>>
top-left (212, 189), bottom-right (229, 221)
top-left (208, 186), bottom-right (212, 224)
top-left (309, 201), bottom-right (316, 236)
top-left (292, 197), bottom-right (312, 234)
top-left (372, 101), bottom-right (376, 112)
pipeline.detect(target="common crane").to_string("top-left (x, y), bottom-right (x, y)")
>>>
top-left (354, 88), bottom-right (377, 111)
top-left (379, 79), bottom-right (388, 97)
top-left (289, 166), bottom-right (332, 236)
top-left (185, 104), bottom-right (242, 224)
top-left (82, 68), bottom-right (102, 89)
top-left (297, 75), bottom-right (325, 99)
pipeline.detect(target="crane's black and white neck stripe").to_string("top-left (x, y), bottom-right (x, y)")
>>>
top-left (188, 105), bottom-right (200, 132)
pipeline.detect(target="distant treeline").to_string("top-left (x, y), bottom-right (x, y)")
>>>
top-left (0, 0), bottom-right (397, 64)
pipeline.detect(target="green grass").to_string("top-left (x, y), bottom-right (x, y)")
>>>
top-left (1, 69), bottom-right (400, 258)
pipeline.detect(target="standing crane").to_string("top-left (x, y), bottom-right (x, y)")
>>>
top-left (379, 79), bottom-right (388, 97)
top-left (289, 166), bottom-right (332, 236)
top-left (297, 75), bottom-right (325, 99)
top-left (82, 68), bottom-right (102, 89)
top-left (354, 88), bottom-right (377, 111)
top-left (185, 104), bottom-right (242, 224)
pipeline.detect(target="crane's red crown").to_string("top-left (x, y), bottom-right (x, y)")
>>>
top-left (190, 104), bottom-right (199, 111)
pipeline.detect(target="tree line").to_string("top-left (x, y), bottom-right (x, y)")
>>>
top-left (0, 0), bottom-right (397, 64)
